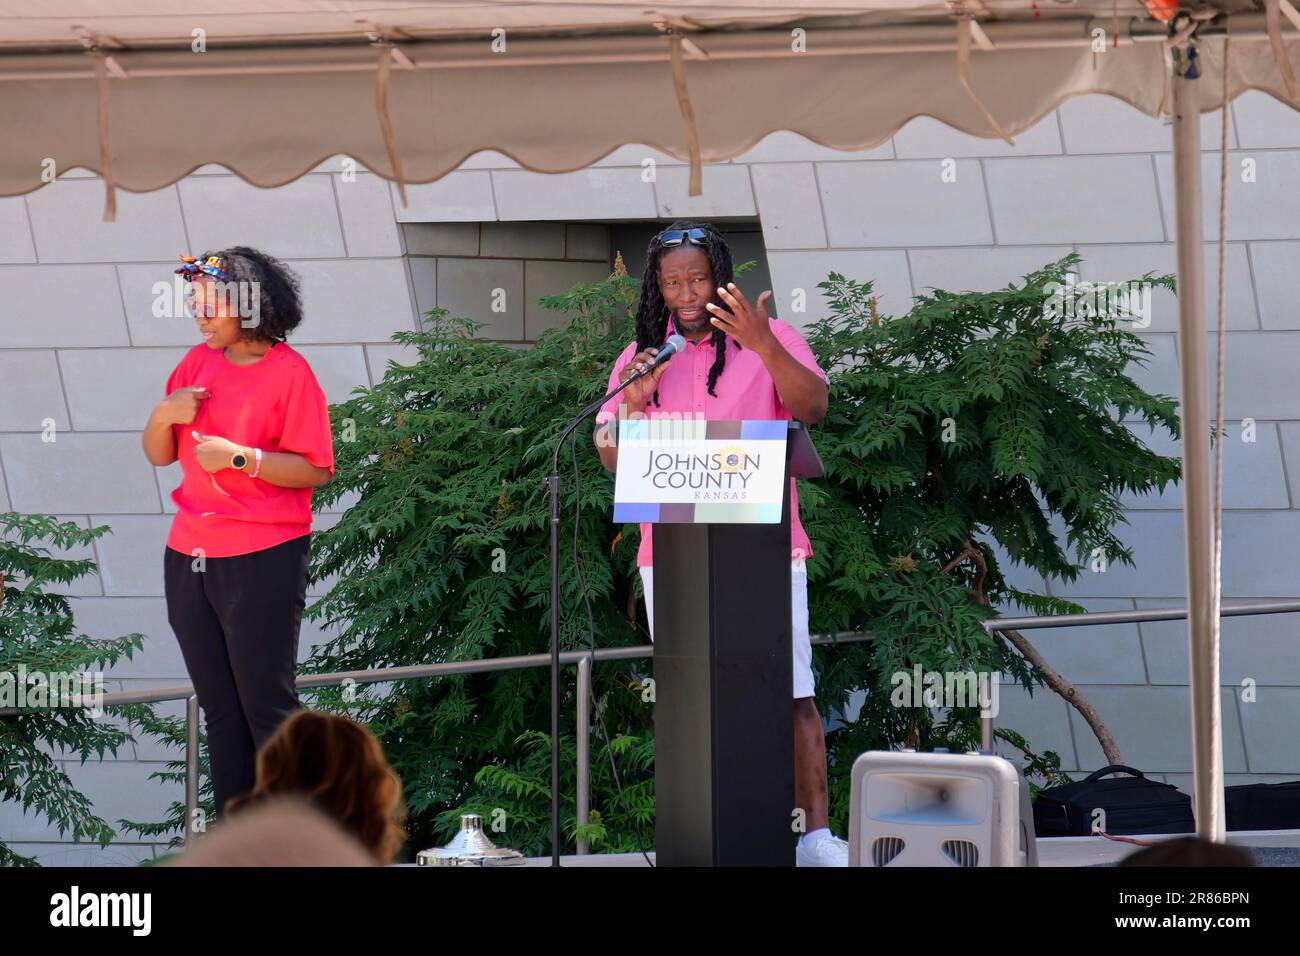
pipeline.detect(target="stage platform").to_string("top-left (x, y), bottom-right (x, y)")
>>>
top-left (517, 829), bottom-right (1300, 867)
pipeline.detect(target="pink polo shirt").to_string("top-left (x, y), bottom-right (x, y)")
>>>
top-left (596, 313), bottom-right (829, 568)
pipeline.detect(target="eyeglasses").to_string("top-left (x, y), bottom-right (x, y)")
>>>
top-left (183, 296), bottom-right (217, 319)
top-left (658, 228), bottom-right (708, 247)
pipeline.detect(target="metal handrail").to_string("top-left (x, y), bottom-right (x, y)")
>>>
top-left (979, 599), bottom-right (1300, 750)
top-left (1, 631), bottom-right (871, 851)
top-left (9, 598), bottom-right (1300, 853)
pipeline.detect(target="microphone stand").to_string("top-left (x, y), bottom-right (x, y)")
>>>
top-left (545, 372), bottom-right (643, 866)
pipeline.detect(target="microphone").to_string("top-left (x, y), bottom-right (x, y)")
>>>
top-left (625, 333), bottom-right (686, 382)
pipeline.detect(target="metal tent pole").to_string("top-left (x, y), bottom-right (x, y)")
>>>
top-left (1170, 29), bottom-right (1225, 843)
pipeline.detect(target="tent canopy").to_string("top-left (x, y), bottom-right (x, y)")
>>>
top-left (0, 1), bottom-right (1253, 47)
top-left (0, 0), bottom-right (1295, 207)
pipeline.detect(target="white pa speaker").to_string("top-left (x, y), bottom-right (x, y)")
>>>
top-left (847, 750), bottom-right (1038, 867)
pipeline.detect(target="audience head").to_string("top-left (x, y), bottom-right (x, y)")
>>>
top-left (226, 709), bottom-right (406, 863)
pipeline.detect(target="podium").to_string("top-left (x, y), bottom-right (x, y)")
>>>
top-left (648, 421), bottom-right (823, 866)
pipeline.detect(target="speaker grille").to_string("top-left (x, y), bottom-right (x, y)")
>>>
top-left (870, 836), bottom-right (905, 866)
top-left (941, 839), bottom-right (980, 867)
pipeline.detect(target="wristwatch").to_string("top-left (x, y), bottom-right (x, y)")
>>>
top-left (228, 447), bottom-right (263, 475)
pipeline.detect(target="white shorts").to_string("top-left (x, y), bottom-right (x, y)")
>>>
top-left (639, 558), bottom-right (815, 699)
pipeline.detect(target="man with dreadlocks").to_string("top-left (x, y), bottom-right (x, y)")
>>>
top-left (593, 221), bottom-right (846, 866)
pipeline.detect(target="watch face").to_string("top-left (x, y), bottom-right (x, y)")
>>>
top-left (232, 454), bottom-right (247, 469)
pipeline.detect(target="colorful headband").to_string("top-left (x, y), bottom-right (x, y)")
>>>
top-left (175, 253), bottom-right (232, 283)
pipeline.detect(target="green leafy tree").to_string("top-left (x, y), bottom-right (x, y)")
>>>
top-left (0, 514), bottom-right (156, 866)
top-left (305, 258), bottom-right (656, 858)
top-left (800, 252), bottom-right (1181, 824)
top-left (236, 250), bottom-right (1177, 852)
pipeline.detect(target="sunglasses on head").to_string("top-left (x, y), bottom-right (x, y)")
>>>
top-left (658, 227), bottom-right (708, 247)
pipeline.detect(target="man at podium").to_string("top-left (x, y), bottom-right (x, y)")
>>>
top-left (592, 221), bottom-right (847, 866)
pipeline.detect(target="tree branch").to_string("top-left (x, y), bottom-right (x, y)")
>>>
top-left (999, 626), bottom-right (1123, 767)
top-left (928, 450), bottom-right (1125, 767)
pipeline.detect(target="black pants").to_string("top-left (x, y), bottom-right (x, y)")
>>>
top-left (163, 534), bottom-right (310, 820)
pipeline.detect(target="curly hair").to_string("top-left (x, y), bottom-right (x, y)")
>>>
top-left (198, 245), bottom-right (304, 343)
top-left (225, 709), bottom-right (407, 863)
top-left (633, 219), bottom-right (737, 407)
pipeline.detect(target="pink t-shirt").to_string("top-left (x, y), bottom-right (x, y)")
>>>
top-left (163, 342), bottom-right (335, 558)
top-left (597, 314), bottom-right (829, 567)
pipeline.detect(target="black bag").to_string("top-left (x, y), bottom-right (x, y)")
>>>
top-left (1225, 781), bottom-right (1300, 831)
top-left (1033, 765), bottom-right (1195, 837)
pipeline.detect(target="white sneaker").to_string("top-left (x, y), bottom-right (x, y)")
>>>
top-left (796, 831), bottom-right (849, 867)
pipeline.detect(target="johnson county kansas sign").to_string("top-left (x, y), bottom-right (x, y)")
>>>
top-left (613, 418), bottom-right (788, 524)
